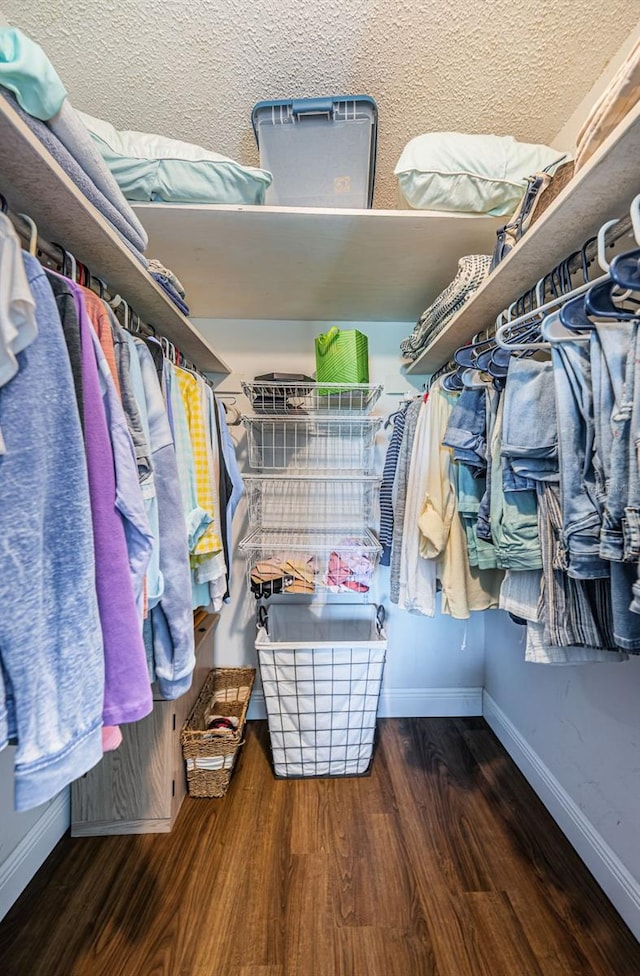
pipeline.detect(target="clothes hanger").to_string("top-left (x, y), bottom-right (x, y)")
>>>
top-left (541, 308), bottom-right (590, 344)
top-left (0, 193), bottom-right (8, 214)
top-left (461, 367), bottom-right (491, 389)
top-left (18, 213), bottom-right (38, 256)
top-left (559, 220), bottom-right (637, 328)
top-left (608, 193), bottom-right (640, 291)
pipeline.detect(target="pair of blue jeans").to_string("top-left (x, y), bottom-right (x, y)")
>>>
top-left (551, 335), bottom-right (609, 579)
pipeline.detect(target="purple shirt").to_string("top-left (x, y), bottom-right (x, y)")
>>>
top-left (63, 277), bottom-right (152, 725)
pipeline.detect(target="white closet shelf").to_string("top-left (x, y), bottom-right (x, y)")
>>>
top-left (405, 99), bottom-right (640, 375)
top-left (132, 203), bottom-right (502, 323)
top-left (0, 96), bottom-right (230, 374)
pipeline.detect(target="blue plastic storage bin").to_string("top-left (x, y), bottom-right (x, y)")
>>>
top-left (252, 96), bottom-right (378, 209)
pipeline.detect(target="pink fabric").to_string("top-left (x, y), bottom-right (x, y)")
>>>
top-left (102, 726), bottom-right (123, 752)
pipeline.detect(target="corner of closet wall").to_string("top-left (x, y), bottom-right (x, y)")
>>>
top-left (194, 316), bottom-right (487, 720)
top-left (0, 750), bottom-right (69, 922)
top-left (551, 18), bottom-right (640, 152)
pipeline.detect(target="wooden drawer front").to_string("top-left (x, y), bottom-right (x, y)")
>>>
top-left (72, 614), bottom-right (219, 836)
top-left (71, 706), bottom-right (173, 835)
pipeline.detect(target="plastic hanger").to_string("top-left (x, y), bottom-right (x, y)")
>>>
top-left (541, 308), bottom-right (589, 344)
top-left (461, 368), bottom-right (490, 389)
top-left (18, 213), bottom-right (38, 256)
top-left (607, 194), bottom-right (640, 291)
top-left (584, 279), bottom-right (639, 321)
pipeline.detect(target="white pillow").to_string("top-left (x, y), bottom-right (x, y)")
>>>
top-left (395, 132), bottom-right (566, 215)
top-left (77, 110), bottom-right (272, 205)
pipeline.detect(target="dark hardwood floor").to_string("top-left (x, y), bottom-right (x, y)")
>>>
top-left (0, 718), bottom-right (638, 975)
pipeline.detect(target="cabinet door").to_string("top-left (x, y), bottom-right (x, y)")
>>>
top-left (71, 614), bottom-right (219, 836)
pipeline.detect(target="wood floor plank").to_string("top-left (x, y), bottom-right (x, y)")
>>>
top-left (0, 719), bottom-right (638, 976)
top-left (282, 853), bottom-right (332, 976)
top-left (336, 925), bottom-right (439, 976)
top-left (462, 725), bottom-right (640, 976)
top-left (464, 890), bottom-right (546, 976)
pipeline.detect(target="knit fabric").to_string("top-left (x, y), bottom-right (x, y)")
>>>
top-left (400, 255), bottom-right (491, 360)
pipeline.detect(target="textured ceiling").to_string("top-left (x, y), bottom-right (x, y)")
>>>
top-left (3, 1), bottom-right (640, 208)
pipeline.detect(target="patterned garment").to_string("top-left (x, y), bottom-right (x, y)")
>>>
top-left (390, 399), bottom-right (422, 604)
top-left (400, 255), bottom-right (491, 360)
top-left (175, 366), bottom-right (222, 557)
top-left (379, 405), bottom-right (408, 566)
top-left (537, 483), bottom-right (616, 650)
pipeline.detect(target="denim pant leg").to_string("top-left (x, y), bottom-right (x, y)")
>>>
top-left (443, 388), bottom-right (486, 470)
top-left (594, 323), bottom-right (634, 560)
top-left (490, 397), bottom-right (541, 570)
top-left (502, 357), bottom-right (559, 482)
top-left (552, 341), bottom-right (609, 578)
top-left (590, 324), bottom-right (640, 650)
top-left (477, 389), bottom-right (497, 541)
top-left (626, 326), bottom-right (640, 623)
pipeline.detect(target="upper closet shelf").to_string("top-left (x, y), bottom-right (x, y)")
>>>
top-left (405, 98), bottom-right (640, 375)
top-left (132, 203), bottom-right (502, 323)
top-left (0, 96), bottom-right (229, 374)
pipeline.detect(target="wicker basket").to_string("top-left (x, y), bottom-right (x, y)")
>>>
top-left (530, 160), bottom-right (575, 226)
top-left (181, 668), bottom-right (255, 798)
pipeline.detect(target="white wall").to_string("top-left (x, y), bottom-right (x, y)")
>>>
top-left (0, 750), bottom-right (69, 921)
top-left (195, 317), bottom-right (486, 718)
top-left (484, 610), bottom-right (640, 936)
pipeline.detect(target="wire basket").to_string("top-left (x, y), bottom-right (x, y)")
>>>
top-left (255, 603), bottom-right (387, 778)
top-left (241, 381), bottom-right (383, 416)
top-left (181, 668), bottom-right (256, 798)
top-left (243, 475), bottom-right (380, 531)
top-left (242, 416), bottom-right (382, 472)
top-left (239, 527), bottom-right (382, 600)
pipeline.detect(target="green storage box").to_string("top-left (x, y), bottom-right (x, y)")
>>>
top-left (315, 327), bottom-right (369, 385)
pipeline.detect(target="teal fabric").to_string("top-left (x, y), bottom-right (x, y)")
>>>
top-left (77, 110), bottom-right (272, 205)
top-left (395, 131), bottom-right (566, 216)
top-left (455, 463), bottom-right (500, 570)
top-left (0, 28), bottom-right (66, 120)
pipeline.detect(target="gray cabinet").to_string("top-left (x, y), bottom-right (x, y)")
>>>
top-left (71, 613), bottom-right (218, 836)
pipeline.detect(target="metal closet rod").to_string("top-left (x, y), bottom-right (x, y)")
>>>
top-left (3, 201), bottom-right (206, 377)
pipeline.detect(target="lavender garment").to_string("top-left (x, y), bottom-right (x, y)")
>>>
top-left (62, 276), bottom-right (152, 726)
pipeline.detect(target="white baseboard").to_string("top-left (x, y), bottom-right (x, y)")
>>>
top-left (0, 789), bottom-right (70, 923)
top-left (483, 691), bottom-right (640, 940)
top-left (247, 686), bottom-right (483, 721)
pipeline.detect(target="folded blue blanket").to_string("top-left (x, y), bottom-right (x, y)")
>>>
top-left (151, 273), bottom-right (190, 316)
top-left (1, 89), bottom-right (148, 255)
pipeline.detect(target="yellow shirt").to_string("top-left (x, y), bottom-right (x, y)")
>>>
top-left (175, 367), bottom-right (222, 557)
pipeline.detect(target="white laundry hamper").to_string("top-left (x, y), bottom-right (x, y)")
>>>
top-left (255, 603), bottom-right (387, 778)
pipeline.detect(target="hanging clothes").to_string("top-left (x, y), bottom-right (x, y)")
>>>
top-left (0, 250), bottom-right (104, 811)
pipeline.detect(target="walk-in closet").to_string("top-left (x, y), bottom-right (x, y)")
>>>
top-left (1, 3), bottom-right (640, 974)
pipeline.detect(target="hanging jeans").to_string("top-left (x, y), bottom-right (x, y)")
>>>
top-left (589, 323), bottom-right (640, 651)
top-left (442, 387), bottom-right (487, 471)
top-left (489, 396), bottom-right (542, 569)
top-left (551, 339), bottom-right (609, 579)
top-left (501, 357), bottom-right (559, 483)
